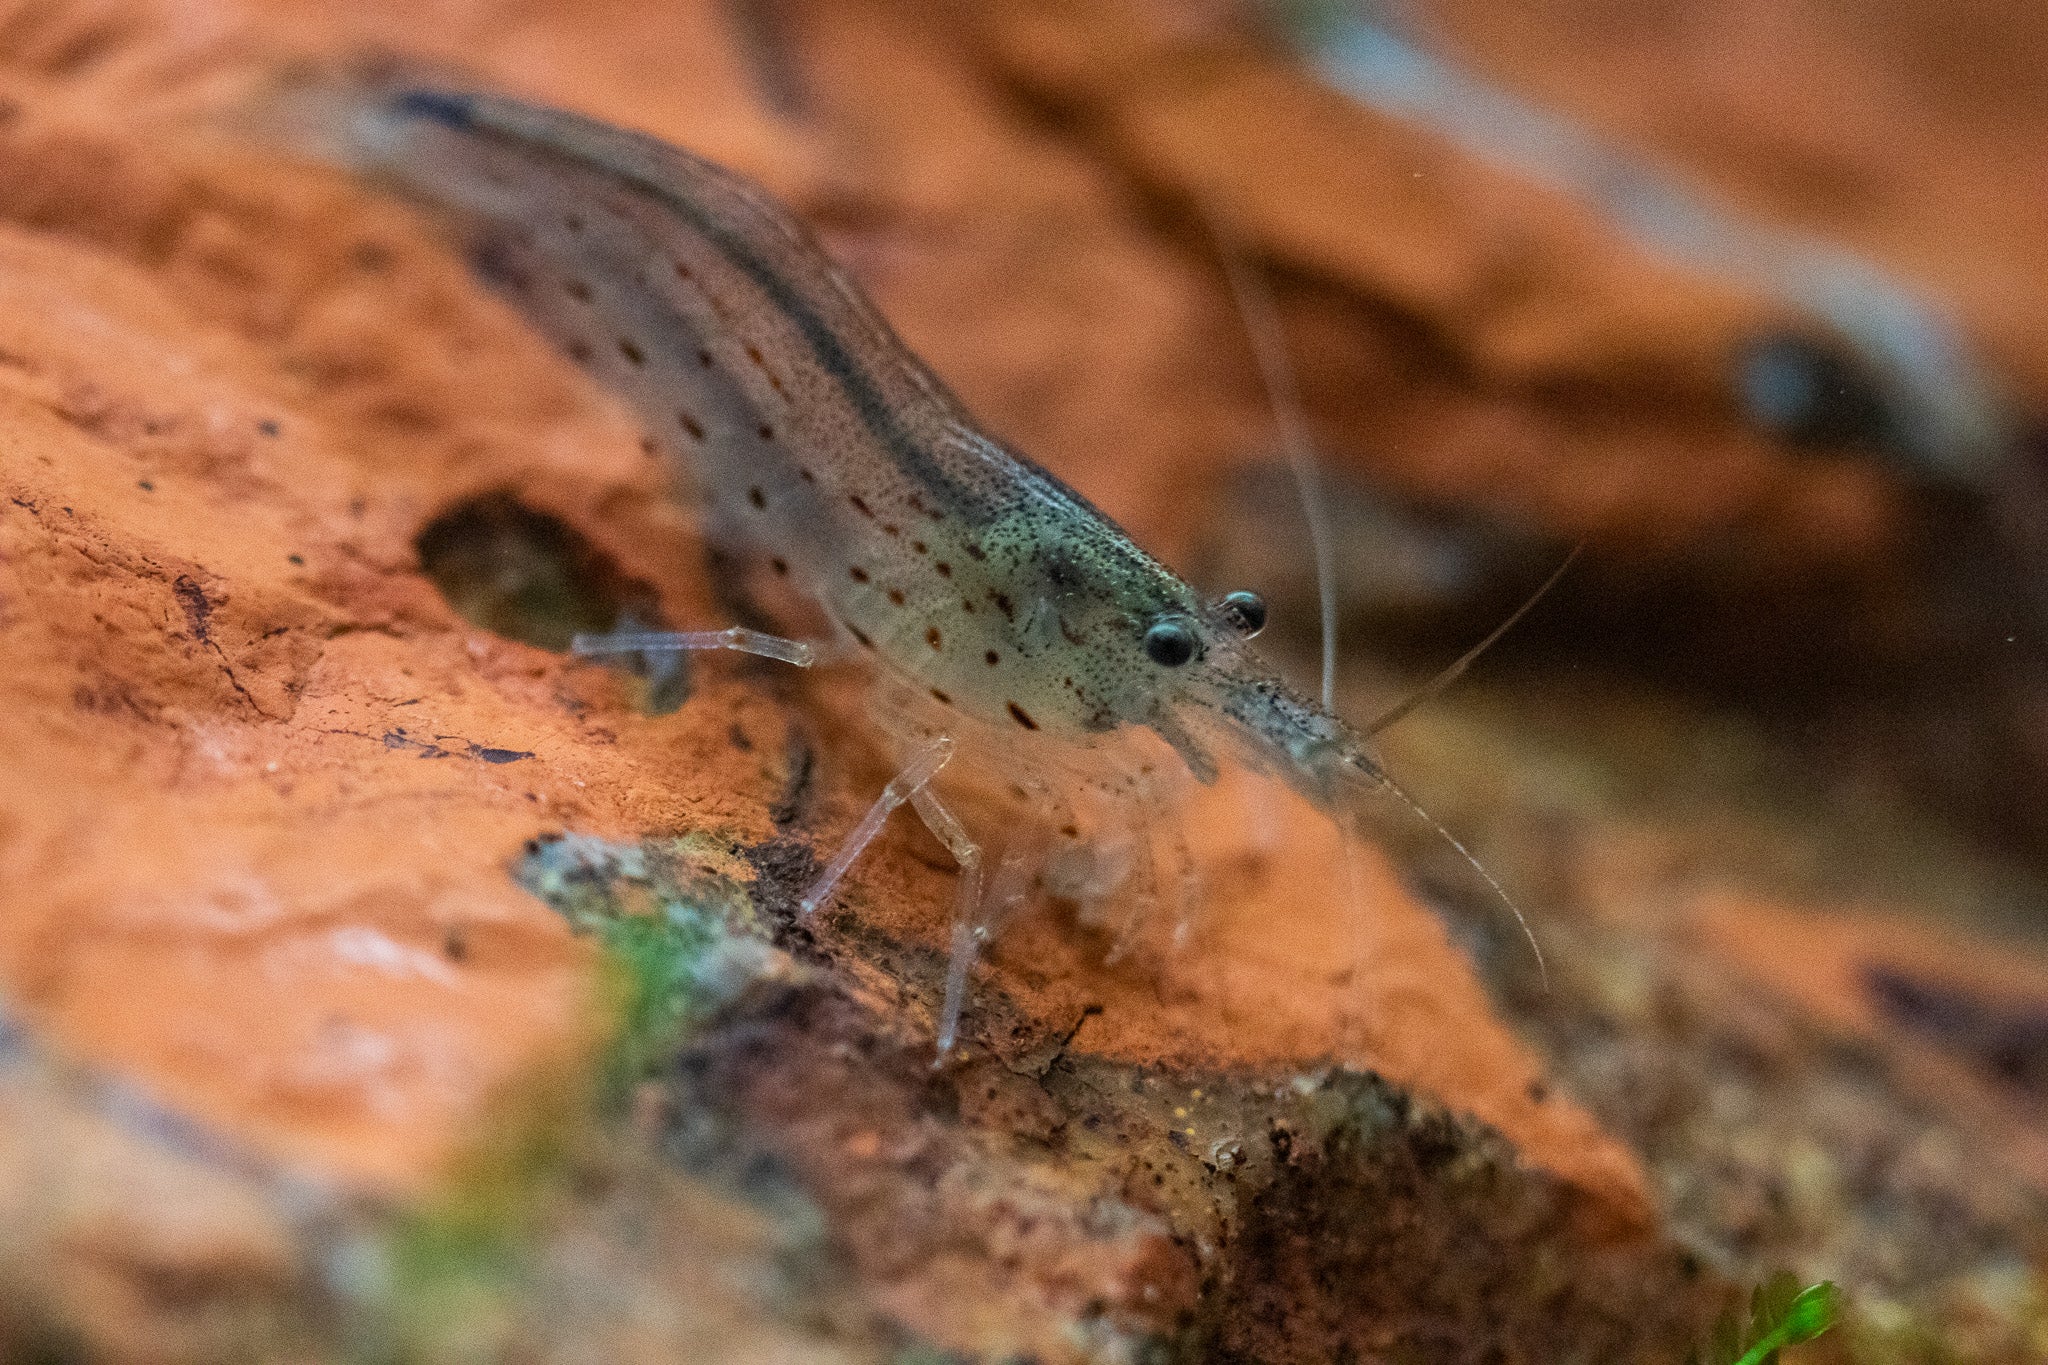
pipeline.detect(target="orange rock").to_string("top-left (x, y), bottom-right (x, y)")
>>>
top-left (0, 0), bottom-right (1658, 1225)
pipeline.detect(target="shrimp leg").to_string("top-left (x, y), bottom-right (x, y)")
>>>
top-left (572, 626), bottom-right (818, 667)
top-left (907, 783), bottom-right (987, 1059)
top-left (799, 735), bottom-right (955, 916)
top-left (1100, 760), bottom-right (1167, 966)
top-left (935, 841), bottom-right (1038, 1060)
top-left (794, 731), bottom-right (1006, 1057)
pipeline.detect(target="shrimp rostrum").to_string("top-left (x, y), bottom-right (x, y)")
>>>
top-left (311, 83), bottom-right (1483, 1055)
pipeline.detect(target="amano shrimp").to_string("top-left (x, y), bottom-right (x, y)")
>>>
top-left (306, 82), bottom-right (1525, 1055)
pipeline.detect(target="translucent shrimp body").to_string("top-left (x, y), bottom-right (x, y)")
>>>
top-left (324, 85), bottom-right (1403, 1045)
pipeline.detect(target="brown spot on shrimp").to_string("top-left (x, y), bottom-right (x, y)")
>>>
top-left (348, 85), bottom-right (1551, 1071)
top-left (743, 342), bottom-right (787, 394)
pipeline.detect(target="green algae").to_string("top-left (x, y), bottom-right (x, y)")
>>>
top-left (517, 831), bottom-right (784, 1105)
top-left (377, 1117), bottom-right (575, 1365)
top-left (363, 832), bottom-right (797, 1362)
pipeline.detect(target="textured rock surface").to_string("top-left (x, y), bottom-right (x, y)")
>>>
top-left (0, 0), bottom-right (2043, 1361)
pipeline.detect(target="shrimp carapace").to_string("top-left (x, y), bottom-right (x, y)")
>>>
top-left (306, 80), bottom-right (1490, 1051)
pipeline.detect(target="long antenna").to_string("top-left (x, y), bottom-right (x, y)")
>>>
top-left (1203, 204), bottom-right (1341, 711)
top-left (1361, 765), bottom-right (1548, 989)
top-left (1200, 204), bottom-right (1550, 988)
top-left (1367, 543), bottom-right (1583, 737)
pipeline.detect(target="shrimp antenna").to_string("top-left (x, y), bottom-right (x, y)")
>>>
top-left (1202, 203), bottom-right (1341, 711)
top-left (1204, 201), bottom-right (1553, 988)
top-left (1367, 543), bottom-right (1584, 737)
top-left (1359, 764), bottom-right (1549, 990)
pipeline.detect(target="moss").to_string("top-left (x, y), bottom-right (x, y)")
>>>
top-left (378, 1155), bottom-right (550, 1363)
top-left (516, 831), bottom-right (779, 1104)
top-left (364, 834), bottom-right (788, 1360)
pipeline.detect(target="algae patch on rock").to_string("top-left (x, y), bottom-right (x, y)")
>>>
top-left (482, 825), bottom-right (1725, 1362)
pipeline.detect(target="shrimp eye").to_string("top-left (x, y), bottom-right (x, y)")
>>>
top-left (1214, 589), bottom-right (1268, 638)
top-left (1143, 616), bottom-right (1200, 667)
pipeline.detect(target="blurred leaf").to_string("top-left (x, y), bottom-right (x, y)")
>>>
top-left (1691, 1275), bottom-right (1842, 1365)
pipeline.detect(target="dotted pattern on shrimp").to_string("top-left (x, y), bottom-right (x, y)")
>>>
top-left (369, 88), bottom-right (1365, 796)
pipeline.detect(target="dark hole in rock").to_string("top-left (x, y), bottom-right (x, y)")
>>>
top-left (415, 491), bottom-right (661, 658)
